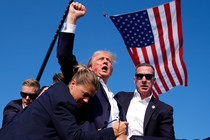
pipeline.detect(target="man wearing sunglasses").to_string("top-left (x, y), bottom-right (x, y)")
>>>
top-left (114, 63), bottom-right (175, 139)
top-left (2, 79), bottom-right (40, 127)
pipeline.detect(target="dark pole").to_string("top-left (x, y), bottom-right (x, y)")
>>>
top-left (36, 0), bottom-right (74, 81)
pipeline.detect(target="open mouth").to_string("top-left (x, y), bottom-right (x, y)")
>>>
top-left (141, 85), bottom-right (148, 90)
top-left (102, 66), bottom-right (108, 71)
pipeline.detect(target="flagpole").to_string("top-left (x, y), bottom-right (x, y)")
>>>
top-left (102, 0), bottom-right (109, 18)
top-left (36, 0), bottom-right (74, 81)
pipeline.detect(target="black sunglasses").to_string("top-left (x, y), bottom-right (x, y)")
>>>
top-left (135, 73), bottom-right (154, 80)
top-left (20, 91), bottom-right (37, 99)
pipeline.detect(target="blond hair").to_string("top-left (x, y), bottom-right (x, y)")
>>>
top-left (87, 50), bottom-right (116, 67)
top-left (22, 79), bottom-right (40, 92)
top-left (72, 64), bottom-right (99, 91)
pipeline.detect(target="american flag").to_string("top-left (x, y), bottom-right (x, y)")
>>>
top-left (110, 0), bottom-right (187, 97)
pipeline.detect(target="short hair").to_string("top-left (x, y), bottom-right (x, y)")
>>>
top-left (87, 50), bottom-right (116, 67)
top-left (135, 63), bottom-right (155, 76)
top-left (22, 79), bottom-right (40, 92)
top-left (72, 64), bottom-right (99, 92)
top-left (52, 73), bottom-right (65, 83)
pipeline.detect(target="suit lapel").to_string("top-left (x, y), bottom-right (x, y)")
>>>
top-left (124, 93), bottom-right (134, 116)
top-left (143, 96), bottom-right (157, 130)
top-left (99, 83), bottom-right (110, 102)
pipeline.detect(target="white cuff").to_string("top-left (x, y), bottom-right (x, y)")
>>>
top-left (62, 23), bottom-right (76, 33)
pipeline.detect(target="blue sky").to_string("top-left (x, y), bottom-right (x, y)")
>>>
top-left (0, 0), bottom-right (209, 139)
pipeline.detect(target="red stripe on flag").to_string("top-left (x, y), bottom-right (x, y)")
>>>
top-left (128, 48), bottom-right (140, 66)
top-left (153, 6), bottom-right (176, 91)
top-left (151, 43), bottom-right (169, 92)
top-left (176, 0), bottom-right (188, 86)
top-left (164, 3), bottom-right (177, 87)
top-left (141, 47), bottom-right (149, 64)
top-left (153, 80), bottom-right (162, 95)
top-left (165, 1), bottom-right (183, 86)
top-left (152, 89), bottom-right (159, 98)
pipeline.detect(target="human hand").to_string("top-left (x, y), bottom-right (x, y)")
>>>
top-left (112, 121), bottom-right (128, 137)
top-left (67, 2), bottom-right (86, 24)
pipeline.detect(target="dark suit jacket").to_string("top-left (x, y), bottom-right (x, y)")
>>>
top-left (2, 99), bottom-right (23, 127)
top-left (114, 92), bottom-right (175, 139)
top-left (77, 84), bottom-right (126, 131)
top-left (0, 82), bottom-right (115, 140)
top-left (57, 32), bottom-right (78, 85)
top-left (57, 32), bottom-right (126, 132)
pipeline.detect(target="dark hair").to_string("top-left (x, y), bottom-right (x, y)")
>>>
top-left (52, 73), bottom-right (65, 83)
top-left (135, 63), bottom-right (155, 76)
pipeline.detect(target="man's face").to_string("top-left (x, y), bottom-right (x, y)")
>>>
top-left (21, 86), bottom-right (37, 108)
top-left (134, 66), bottom-right (155, 99)
top-left (88, 52), bottom-right (113, 83)
top-left (69, 80), bottom-right (96, 108)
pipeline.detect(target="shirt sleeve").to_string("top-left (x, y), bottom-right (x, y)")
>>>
top-left (62, 23), bottom-right (76, 33)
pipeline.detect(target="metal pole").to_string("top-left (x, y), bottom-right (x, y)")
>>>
top-left (36, 0), bottom-right (74, 81)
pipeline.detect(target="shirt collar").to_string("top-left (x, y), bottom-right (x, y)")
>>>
top-left (134, 89), bottom-right (152, 102)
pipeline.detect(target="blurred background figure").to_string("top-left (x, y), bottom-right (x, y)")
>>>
top-left (2, 78), bottom-right (40, 127)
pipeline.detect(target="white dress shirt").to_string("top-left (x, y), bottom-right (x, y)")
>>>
top-left (62, 23), bottom-right (76, 33)
top-left (126, 89), bottom-right (152, 139)
top-left (99, 78), bottom-right (119, 127)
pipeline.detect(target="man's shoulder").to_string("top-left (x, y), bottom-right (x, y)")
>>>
top-left (115, 91), bottom-right (133, 96)
top-left (47, 81), bottom-right (68, 94)
top-left (114, 91), bottom-right (133, 100)
top-left (43, 81), bottom-right (73, 103)
top-left (4, 99), bottom-right (22, 111)
top-left (6, 99), bottom-right (22, 106)
top-left (152, 97), bottom-right (173, 110)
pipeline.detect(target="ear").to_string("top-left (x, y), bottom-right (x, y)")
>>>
top-left (88, 64), bottom-right (93, 71)
top-left (71, 79), bottom-right (76, 85)
top-left (134, 76), bottom-right (137, 84)
top-left (69, 79), bottom-right (76, 89)
top-left (152, 77), bottom-right (156, 84)
top-left (110, 67), bottom-right (113, 75)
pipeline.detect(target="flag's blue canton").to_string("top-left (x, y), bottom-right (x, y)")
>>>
top-left (111, 10), bottom-right (154, 48)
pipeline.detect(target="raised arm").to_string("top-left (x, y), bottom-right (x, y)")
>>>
top-left (57, 2), bottom-right (86, 84)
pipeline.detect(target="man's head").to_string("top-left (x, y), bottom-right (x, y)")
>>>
top-left (52, 73), bottom-right (65, 83)
top-left (134, 63), bottom-right (156, 100)
top-left (69, 64), bottom-right (99, 108)
top-left (87, 50), bottom-right (115, 83)
top-left (20, 79), bottom-right (40, 108)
